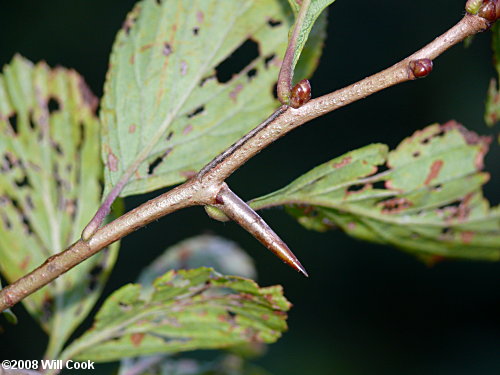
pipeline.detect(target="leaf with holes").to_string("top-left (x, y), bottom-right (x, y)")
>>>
top-left (117, 235), bottom-right (258, 373)
top-left (485, 23), bottom-right (500, 128)
top-left (102, 0), bottom-right (324, 197)
top-left (61, 268), bottom-right (290, 362)
top-left (0, 55), bottom-right (119, 357)
top-left (285, 0), bottom-right (335, 80)
top-left (249, 121), bottom-right (500, 262)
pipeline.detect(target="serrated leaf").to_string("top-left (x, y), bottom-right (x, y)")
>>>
top-left (118, 236), bottom-right (259, 374)
top-left (0, 56), bottom-right (119, 357)
top-left (137, 235), bottom-right (257, 296)
top-left (250, 121), bottom-right (500, 262)
top-left (0, 278), bottom-right (17, 325)
top-left (63, 268), bottom-right (290, 362)
top-left (286, 0), bottom-right (335, 78)
top-left (485, 23), bottom-right (500, 127)
top-left (102, 0), bottom-right (323, 197)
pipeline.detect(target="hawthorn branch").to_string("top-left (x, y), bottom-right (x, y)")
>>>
top-left (0, 12), bottom-right (492, 312)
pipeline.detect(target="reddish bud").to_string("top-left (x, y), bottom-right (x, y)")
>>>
top-left (478, 0), bottom-right (499, 22)
top-left (409, 58), bottom-right (433, 79)
top-left (289, 79), bottom-right (311, 108)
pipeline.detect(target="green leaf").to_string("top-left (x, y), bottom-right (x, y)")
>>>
top-left (485, 23), bottom-right (500, 127)
top-left (102, 0), bottom-right (323, 197)
top-left (0, 55), bottom-right (119, 357)
top-left (286, 0), bottom-right (335, 79)
top-left (64, 268), bottom-right (290, 362)
top-left (117, 236), bottom-right (259, 374)
top-left (250, 121), bottom-right (500, 262)
top-left (0, 279), bottom-right (17, 325)
top-left (137, 235), bottom-right (257, 296)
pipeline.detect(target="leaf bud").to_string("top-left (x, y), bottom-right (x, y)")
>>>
top-left (289, 79), bottom-right (311, 108)
top-left (409, 58), bottom-right (433, 79)
top-left (478, 0), bottom-right (499, 22)
top-left (466, 0), bottom-right (483, 14)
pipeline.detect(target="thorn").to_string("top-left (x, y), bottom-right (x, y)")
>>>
top-left (215, 184), bottom-right (309, 277)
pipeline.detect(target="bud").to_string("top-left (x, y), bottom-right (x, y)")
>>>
top-left (466, 0), bottom-right (483, 14)
top-left (409, 58), bottom-right (433, 79)
top-left (478, 0), bottom-right (499, 22)
top-left (289, 79), bottom-right (312, 108)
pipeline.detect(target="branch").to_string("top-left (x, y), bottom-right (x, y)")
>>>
top-left (0, 11), bottom-right (493, 313)
top-left (200, 13), bottom-right (491, 183)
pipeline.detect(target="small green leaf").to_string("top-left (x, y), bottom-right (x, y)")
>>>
top-left (0, 56), bottom-right (119, 357)
top-left (286, 0), bottom-right (335, 79)
top-left (64, 268), bottom-right (290, 362)
top-left (250, 122), bottom-right (500, 262)
top-left (0, 279), bottom-right (17, 325)
top-left (485, 23), bottom-right (500, 127)
top-left (102, 0), bottom-right (323, 197)
top-left (137, 235), bottom-right (257, 295)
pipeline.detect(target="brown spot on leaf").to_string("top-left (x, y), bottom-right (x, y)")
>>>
top-left (196, 11), bottom-right (204, 23)
top-left (122, 11), bottom-right (139, 35)
top-left (107, 152), bottom-right (118, 172)
top-left (140, 43), bottom-right (154, 52)
top-left (218, 314), bottom-right (228, 322)
top-left (347, 222), bottom-right (356, 230)
top-left (229, 84), bottom-right (244, 102)
top-left (424, 160), bottom-right (444, 186)
top-left (130, 54), bottom-right (135, 65)
top-left (163, 43), bottom-right (172, 56)
top-left (181, 61), bottom-right (188, 75)
top-left (380, 197), bottom-right (413, 214)
top-left (183, 124), bottom-right (193, 135)
top-left (461, 231), bottom-right (474, 244)
top-left (129, 124), bottom-right (137, 133)
top-left (20, 255), bottom-right (31, 271)
top-left (131, 332), bottom-right (145, 347)
top-left (332, 156), bottom-right (352, 169)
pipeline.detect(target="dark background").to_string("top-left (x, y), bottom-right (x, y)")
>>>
top-left (1, 1), bottom-right (500, 374)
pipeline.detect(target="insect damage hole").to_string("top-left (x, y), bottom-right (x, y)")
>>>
top-left (215, 38), bottom-right (259, 83)
top-left (264, 54), bottom-right (276, 69)
top-left (247, 68), bottom-right (258, 80)
top-left (267, 19), bottom-right (282, 27)
top-left (186, 105), bottom-right (205, 118)
top-left (147, 148), bottom-right (173, 175)
top-left (163, 42), bottom-right (173, 56)
top-left (8, 113), bottom-right (18, 134)
top-left (272, 82), bottom-right (278, 99)
top-left (48, 98), bottom-right (60, 113)
top-left (347, 183), bottom-right (366, 192)
top-left (14, 175), bottom-right (31, 188)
